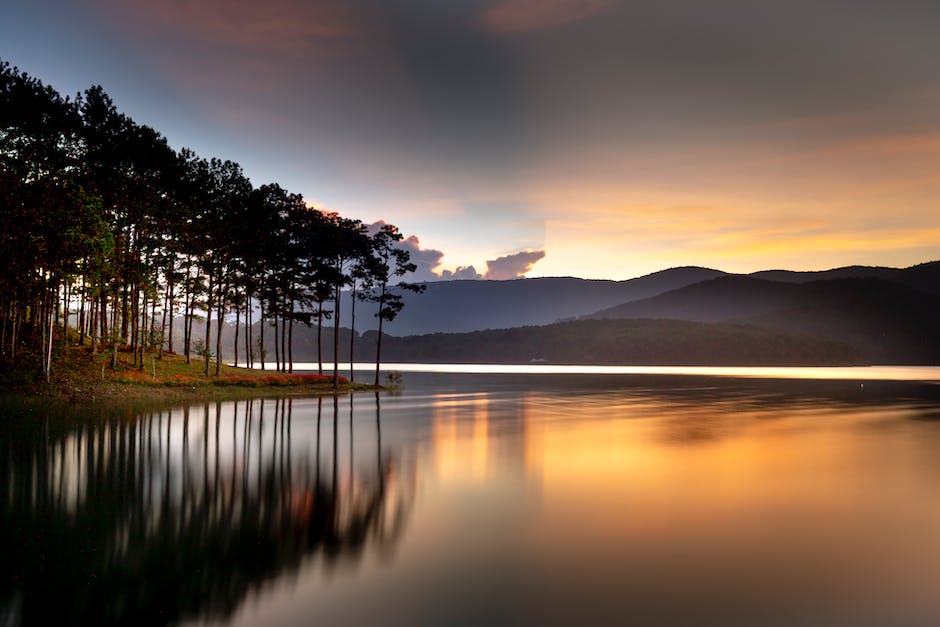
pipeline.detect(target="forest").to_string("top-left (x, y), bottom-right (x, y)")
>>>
top-left (0, 60), bottom-right (421, 388)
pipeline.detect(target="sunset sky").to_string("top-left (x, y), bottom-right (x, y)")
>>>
top-left (3, 0), bottom-right (940, 280)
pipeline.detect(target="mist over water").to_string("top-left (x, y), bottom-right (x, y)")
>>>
top-left (5, 372), bottom-right (940, 625)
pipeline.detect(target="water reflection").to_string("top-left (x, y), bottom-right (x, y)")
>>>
top-left (5, 374), bottom-right (940, 626)
top-left (0, 396), bottom-right (411, 626)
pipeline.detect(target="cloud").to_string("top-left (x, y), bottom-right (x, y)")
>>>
top-left (365, 221), bottom-right (545, 281)
top-left (364, 221), bottom-right (446, 282)
top-left (483, 0), bottom-right (618, 33)
top-left (398, 234), bottom-right (449, 282)
top-left (483, 250), bottom-right (547, 279)
top-left (440, 266), bottom-right (483, 280)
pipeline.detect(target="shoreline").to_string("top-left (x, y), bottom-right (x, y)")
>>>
top-left (0, 347), bottom-right (384, 409)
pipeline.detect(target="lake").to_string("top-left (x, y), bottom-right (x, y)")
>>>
top-left (4, 370), bottom-right (940, 625)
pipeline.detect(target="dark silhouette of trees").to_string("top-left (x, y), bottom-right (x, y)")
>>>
top-left (0, 60), bottom-right (422, 382)
top-left (366, 224), bottom-right (425, 385)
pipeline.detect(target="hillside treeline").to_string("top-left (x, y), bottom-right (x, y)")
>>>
top-left (0, 60), bottom-right (418, 386)
top-left (282, 319), bottom-right (863, 367)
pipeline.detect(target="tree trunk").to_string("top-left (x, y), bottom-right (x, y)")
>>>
top-left (214, 283), bottom-right (224, 376)
top-left (245, 292), bottom-right (251, 368)
top-left (204, 274), bottom-right (213, 377)
top-left (233, 291), bottom-right (240, 367)
top-left (99, 291), bottom-right (108, 358)
top-left (121, 283), bottom-right (130, 348)
top-left (317, 305), bottom-right (323, 376)
top-left (375, 282), bottom-right (386, 387)
top-left (110, 287), bottom-right (118, 370)
top-left (78, 273), bottom-right (86, 346)
top-left (138, 290), bottom-right (147, 371)
top-left (280, 309), bottom-right (287, 373)
top-left (61, 282), bottom-right (69, 349)
top-left (288, 298), bottom-right (294, 374)
top-left (245, 293), bottom-right (255, 368)
top-left (273, 310), bottom-right (280, 372)
top-left (333, 280), bottom-right (341, 389)
top-left (131, 285), bottom-right (139, 367)
top-left (167, 281), bottom-right (175, 355)
top-left (349, 283), bottom-right (356, 383)
top-left (45, 284), bottom-right (55, 382)
top-left (259, 298), bottom-right (265, 371)
top-left (161, 280), bottom-right (169, 357)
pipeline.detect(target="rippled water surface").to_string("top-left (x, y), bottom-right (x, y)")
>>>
top-left (5, 373), bottom-right (940, 626)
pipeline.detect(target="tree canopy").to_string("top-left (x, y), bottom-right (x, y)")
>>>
top-left (0, 59), bottom-right (419, 383)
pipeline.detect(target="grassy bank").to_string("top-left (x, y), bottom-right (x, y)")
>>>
top-left (1, 344), bottom-right (376, 404)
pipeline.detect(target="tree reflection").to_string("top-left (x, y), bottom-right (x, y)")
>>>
top-left (0, 395), bottom-right (410, 626)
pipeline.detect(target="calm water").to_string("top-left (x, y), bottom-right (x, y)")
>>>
top-left (4, 372), bottom-right (940, 626)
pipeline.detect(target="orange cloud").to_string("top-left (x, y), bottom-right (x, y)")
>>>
top-left (484, 0), bottom-right (618, 33)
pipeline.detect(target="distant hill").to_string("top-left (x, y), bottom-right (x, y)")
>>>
top-left (587, 276), bottom-right (799, 322)
top-left (195, 259), bottom-right (940, 366)
top-left (586, 275), bottom-right (940, 363)
top-left (750, 260), bottom-right (940, 295)
top-left (342, 261), bottom-right (939, 337)
top-left (342, 266), bottom-right (727, 335)
top-left (284, 319), bottom-right (862, 366)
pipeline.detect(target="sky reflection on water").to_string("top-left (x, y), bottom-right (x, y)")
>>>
top-left (281, 362), bottom-right (940, 381)
top-left (4, 373), bottom-right (940, 625)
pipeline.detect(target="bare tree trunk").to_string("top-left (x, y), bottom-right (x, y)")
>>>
top-left (245, 293), bottom-right (251, 368)
top-left (138, 290), bottom-right (148, 371)
top-left (232, 292), bottom-right (242, 366)
top-left (45, 285), bottom-right (55, 382)
top-left (40, 286), bottom-right (48, 382)
top-left (110, 287), bottom-right (118, 370)
top-left (273, 310), bottom-right (280, 372)
top-left (11, 307), bottom-right (18, 362)
top-left (333, 280), bottom-right (341, 389)
top-left (259, 297), bottom-right (265, 371)
top-left (161, 280), bottom-right (169, 357)
top-left (375, 283), bottom-right (386, 387)
top-left (280, 309), bottom-right (287, 373)
top-left (214, 284), bottom-right (224, 376)
top-left (349, 283), bottom-right (356, 382)
top-left (167, 281), bottom-right (175, 355)
top-left (99, 291), bottom-right (108, 358)
top-left (288, 298), bottom-right (294, 374)
top-left (233, 291), bottom-right (240, 367)
top-left (317, 305), bottom-right (323, 376)
top-left (121, 283), bottom-right (130, 348)
top-left (184, 260), bottom-right (192, 363)
top-left (130, 285), bottom-right (138, 365)
top-left (78, 273), bottom-right (86, 346)
top-left (89, 293), bottom-right (96, 351)
top-left (61, 282), bottom-right (69, 349)
top-left (204, 274), bottom-right (213, 377)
